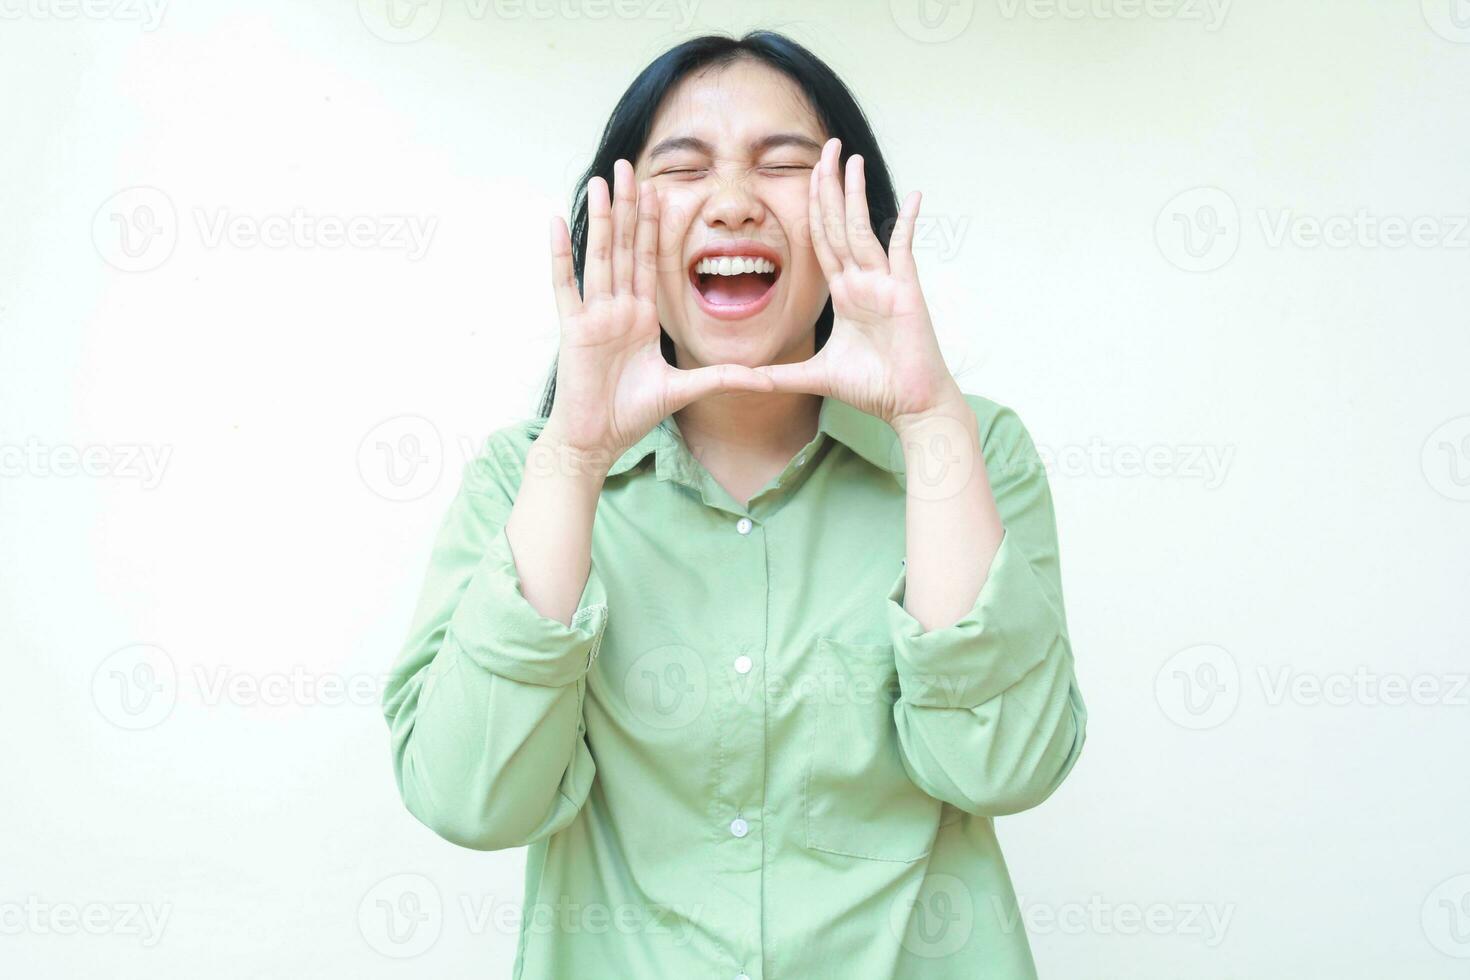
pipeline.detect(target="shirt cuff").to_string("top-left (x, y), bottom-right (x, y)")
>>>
top-left (446, 523), bottom-right (609, 688)
top-left (885, 528), bottom-right (1065, 709)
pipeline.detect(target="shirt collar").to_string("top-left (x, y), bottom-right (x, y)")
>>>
top-left (814, 394), bottom-right (904, 474)
top-left (594, 395), bottom-right (904, 479)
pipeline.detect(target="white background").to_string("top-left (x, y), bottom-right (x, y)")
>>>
top-left (2, 1), bottom-right (1468, 977)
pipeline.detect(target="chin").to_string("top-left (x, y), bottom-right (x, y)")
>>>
top-left (672, 320), bottom-right (778, 366)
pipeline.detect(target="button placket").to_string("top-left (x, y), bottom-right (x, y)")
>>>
top-left (710, 504), bottom-right (763, 977)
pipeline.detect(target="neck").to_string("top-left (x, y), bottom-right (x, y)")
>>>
top-left (673, 388), bottom-right (822, 467)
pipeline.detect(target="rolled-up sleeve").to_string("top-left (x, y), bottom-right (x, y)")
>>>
top-left (380, 426), bottom-right (608, 851)
top-left (887, 407), bottom-right (1087, 817)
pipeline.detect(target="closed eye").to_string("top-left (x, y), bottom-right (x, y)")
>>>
top-left (660, 165), bottom-right (809, 177)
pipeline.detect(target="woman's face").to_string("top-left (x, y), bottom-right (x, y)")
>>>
top-left (633, 58), bottom-right (830, 372)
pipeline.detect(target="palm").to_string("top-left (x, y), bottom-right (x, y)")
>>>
top-left (821, 262), bottom-right (951, 423)
top-left (553, 292), bottom-right (664, 451)
top-left (546, 159), bottom-right (772, 460)
top-left (756, 139), bottom-right (957, 426)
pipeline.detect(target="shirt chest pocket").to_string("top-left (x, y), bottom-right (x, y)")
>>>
top-left (802, 636), bottom-right (944, 863)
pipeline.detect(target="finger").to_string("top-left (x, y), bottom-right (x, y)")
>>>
top-left (817, 138), bottom-right (853, 269)
top-left (549, 215), bottom-right (582, 322)
top-left (632, 179), bottom-right (661, 302)
top-left (807, 154), bottom-right (843, 283)
top-left (752, 357), bottom-right (832, 397)
top-left (888, 190), bottom-right (922, 283)
top-left (664, 363), bottom-right (776, 412)
top-left (844, 155), bottom-right (888, 271)
top-left (584, 175), bottom-right (612, 299)
top-left (610, 159), bottom-right (637, 295)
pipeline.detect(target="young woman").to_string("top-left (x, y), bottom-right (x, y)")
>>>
top-left (382, 30), bottom-right (1086, 980)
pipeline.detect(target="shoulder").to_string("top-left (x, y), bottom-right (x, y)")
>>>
top-left (460, 415), bottom-right (548, 496)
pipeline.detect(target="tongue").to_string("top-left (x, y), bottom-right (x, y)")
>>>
top-left (702, 273), bottom-right (770, 306)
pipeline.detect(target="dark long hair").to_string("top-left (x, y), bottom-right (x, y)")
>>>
top-left (536, 29), bottom-right (901, 419)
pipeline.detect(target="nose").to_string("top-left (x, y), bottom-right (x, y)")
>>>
top-left (699, 170), bottom-right (765, 230)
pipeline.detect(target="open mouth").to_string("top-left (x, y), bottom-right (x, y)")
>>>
top-left (688, 254), bottom-right (780, 320)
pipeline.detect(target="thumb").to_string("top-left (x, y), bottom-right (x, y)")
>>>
top-left (752, 358), bottom-right (832, 397)
top-left (663, 362), bottom-right (776, 413)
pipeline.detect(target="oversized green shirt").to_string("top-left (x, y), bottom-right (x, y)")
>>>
top-left (381, 392), bottom-right (1087, 979)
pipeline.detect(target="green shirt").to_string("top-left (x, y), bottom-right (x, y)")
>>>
top-left (381, 392), bottom-right (1087, 979)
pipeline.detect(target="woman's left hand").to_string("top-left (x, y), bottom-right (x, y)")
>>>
top-left (754, 137), bottom-right (964, 430)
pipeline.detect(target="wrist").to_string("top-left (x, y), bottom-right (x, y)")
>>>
top-left (891, 390), bottom-right (982, 503)
top-left (529, 424), bottom-right (615, 486)
top-left (889, 382), bottom-right (970, 439)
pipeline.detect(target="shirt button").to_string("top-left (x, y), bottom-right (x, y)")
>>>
top-left (734, 655), bottom-right (753, 674)
top-left (735, 517), bottom-right (753, 535)
top-left (729, 817), bottom-right (749, 838)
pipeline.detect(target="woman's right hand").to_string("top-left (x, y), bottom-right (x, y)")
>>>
top-left (542, 158), bottom-right (774, 471)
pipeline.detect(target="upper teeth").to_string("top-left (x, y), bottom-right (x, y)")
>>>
top-left (695, 256), bottom-right (776, 276)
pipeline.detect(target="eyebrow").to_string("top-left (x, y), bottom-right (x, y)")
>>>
top-left (645, 132), bottom-right (824, 160)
